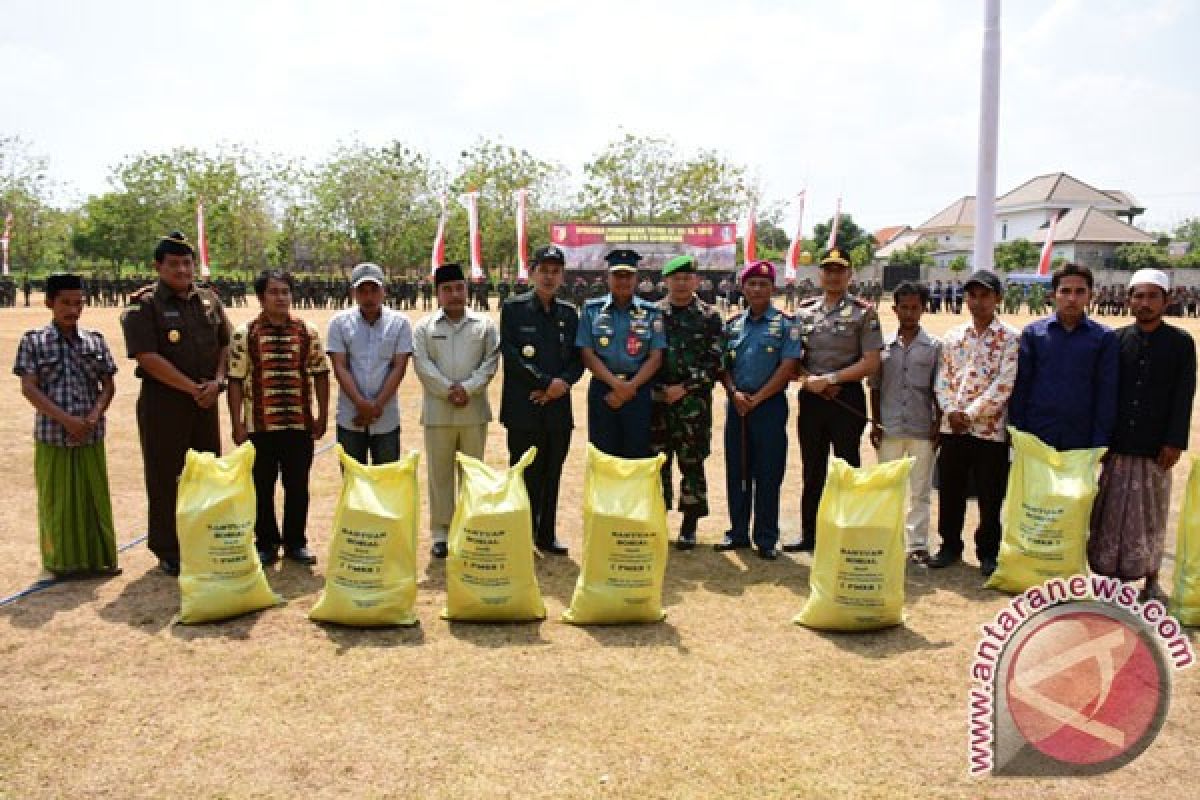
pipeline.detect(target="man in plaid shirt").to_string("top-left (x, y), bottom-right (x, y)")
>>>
top-left (14, 273), bottom-right (119, 581)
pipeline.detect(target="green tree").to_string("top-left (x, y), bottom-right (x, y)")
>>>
top-left (1173, 217), bottom-right (1200, 251)
top-left (887, 241), bottom-right (935, 269)
top-left (993, 239), bottom-right (1040, 273)
top-left (811, 213), bottom-right (875, 259)
top-left (0, 135), bottom-right (73, 272)
top-left (948, 254), bottom-right (968, 273)
top-left (1114, 243), bottom-right (1169, 272)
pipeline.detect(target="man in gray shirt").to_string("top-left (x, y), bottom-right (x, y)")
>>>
top-left (868, 281), bottom-right (942, 563)
top-left (326, 262), bottom-right (413, 464)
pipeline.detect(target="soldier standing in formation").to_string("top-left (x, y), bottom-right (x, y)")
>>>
top-left (784, 247), bottom-right (883, 553)
top-left (650, 255), bottom-right (724, 549)
top-left (576, 249), bottom-right (666, 459)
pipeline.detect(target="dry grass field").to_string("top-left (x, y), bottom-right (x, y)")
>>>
top-left (0, 296), bottom-right (1196, 799)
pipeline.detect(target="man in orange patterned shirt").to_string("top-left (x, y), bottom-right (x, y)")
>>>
top-left (228, 270), bottom-right (331, 567)
top-left (929, 270), bottom-right (1018, 578)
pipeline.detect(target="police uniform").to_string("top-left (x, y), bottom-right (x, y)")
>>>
top-left (650, 255), bottom-right (724, 545)
top-left (576, 249), bottom-right (666, 459)
top-left (121, 241), bottom-right (231, 569)
top-left (499, 245), bottom-right (583, 553)
top-left (785, 248), bottom-right (884, 551)
top-left (722, 260), bottom-right (804, 554)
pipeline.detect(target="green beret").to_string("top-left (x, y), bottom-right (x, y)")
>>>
top-left (662, 255), bottom-right (696, 277)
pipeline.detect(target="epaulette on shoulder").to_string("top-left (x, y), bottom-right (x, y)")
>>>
top-left (798, 296), bottom-right (821, 307)
top-left (583, 296), bottom-right (605, 306)
top-left (853, 296), bottom-right (875, 311)
top-left (128, 283), bottom-right (156, 304)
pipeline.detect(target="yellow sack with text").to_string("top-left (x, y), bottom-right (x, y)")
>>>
top-left (177, 443), bottom-right (282, 624)
top-left (794, 456), bottom-right (912, 631)
top-left (1170, 459), bottom-right (1200, 626)
top-left (986, 428), bottom-right (1105, 594)
top-left (309, 447), bottom-right (420, 627)
top-left (563, 445), bottom-right (668, 624)
top-left (442, 447), bottom-right (545, 621)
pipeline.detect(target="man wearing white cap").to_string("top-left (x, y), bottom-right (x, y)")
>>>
top-left (327, 262), bottom-right (413, 464)
top-left (1089, 268), bottom-right (1196, 603)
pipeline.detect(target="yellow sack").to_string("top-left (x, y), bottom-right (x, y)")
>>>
top-left (794, 456), bottom-right (912, 631)
top-left (177, 443), bottom-right (282, 624)
top-left (986, 428), bottom-right (1105, 594)
top-left (1170, 459), bottom-right (1200, 626)
top-left (309, 447), bottom-right (421, 627)
top-left (441, 448), bottom-right (545, 621)
top-left (563, 445), bottom-right (668, 624)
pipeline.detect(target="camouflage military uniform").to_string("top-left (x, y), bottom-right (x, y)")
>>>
top-left (651, 295), bottom-right (724, 518)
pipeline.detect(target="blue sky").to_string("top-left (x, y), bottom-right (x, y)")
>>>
top-left (2, 0), bottom-right (1197, 233)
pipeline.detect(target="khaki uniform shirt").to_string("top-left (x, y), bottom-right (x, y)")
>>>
top-left (412, 309), bottom-right (500, 426)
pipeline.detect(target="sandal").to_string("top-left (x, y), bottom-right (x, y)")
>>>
top-left (908, 549), bottom-right (930, 565)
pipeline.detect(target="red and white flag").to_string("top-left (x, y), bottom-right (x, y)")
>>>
top-left (459, 191), bottom-right (484, 280)
top-left (196, 200), bottom-right (211, 279)
top-left (784, 190), bottom-right (807, 283)
top-left (515, 188), bottom-right (529, 283)
top-left (1, 211), bottom-right (11, 276)
top-left (431, 194), bottom-right (448, 276)
top-left (1038, 210), bottom-right (1063, 276)
top-left (827, 195), bottom-right (843, 252)
top-left (742, 200), bottom-right (757, 264)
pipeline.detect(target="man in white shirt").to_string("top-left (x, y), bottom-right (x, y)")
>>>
top-left (412, 263), bottom-right (501, 558)
top-left (326, 262), bottom-right (413, 464)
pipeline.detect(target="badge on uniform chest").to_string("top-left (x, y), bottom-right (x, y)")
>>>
top-left (522, 345), bottom-right (536, 358)
top-left (625, 332), bottom-right (641, 356)
top-left (168, 329), bottom-right (182, 343)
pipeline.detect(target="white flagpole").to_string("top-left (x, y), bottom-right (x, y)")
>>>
top-left (973, 0), bottom-right (1002, 272)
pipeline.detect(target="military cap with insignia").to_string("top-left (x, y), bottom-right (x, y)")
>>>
top-left (661, 254), bottom-right (697, 277)
top-left (738, 259), bottom-right (776, 285)
top-left (533, 245), bottom-right (566, 265)
top-left (605, 249), bottom-right (642, 272)
top-left (153, 230), bottom-right (195, 262)
top-left (820, 247), bottom-right (851, 269)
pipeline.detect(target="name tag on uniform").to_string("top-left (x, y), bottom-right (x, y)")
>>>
top-left (163, 310), bottom-right (181, 318)
top-left (519, 326), bottom-right (537, 333)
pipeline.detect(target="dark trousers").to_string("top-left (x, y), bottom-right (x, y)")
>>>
top-left (725, 392), bottom-right (788, 549)
top-left (936, 433), bottom-right (1010, 561)
top-left (336, 424), bottom-right (400, 465)
top-left (507, 426), bottom-right (571, 545)
top-left (587, 379), bottom-right (653, 459)
top-left (249, 430), bottom-right (315, 553)
top-left (137, 383), bottom-right (220, 563)
top-left (798, 385), bottom-right (866, 543)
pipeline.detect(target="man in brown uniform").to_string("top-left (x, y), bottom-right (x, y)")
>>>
top-left (121, 232), bottom-right (231, 576)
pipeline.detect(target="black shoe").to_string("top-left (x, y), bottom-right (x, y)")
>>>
top-left (675, 534), bottom-right (696, 551)
top-left (431, 541), bottom-right (448, 559)
top-left (158, 559), bottom-right (180, 577)
top-left (714, 535), bottom-right (751, 552)
top-left (257, 547), bottom-right (280, 567)
top-left (925, 550), bottom-right (963, 569)
top-left (535, 538), bottom-right (569, 556)
top-left (979, 557), bottom-right (998, 578)
top-left (757, 547), bottom-right (780, 560)
top-left (782, 538), bottom-right (815, 553)
top-left (285, 547), bottom-right (317, 565)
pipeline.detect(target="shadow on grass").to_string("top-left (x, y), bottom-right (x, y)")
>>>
top-left (0, 572), bottom-right (116, 629)
top-left (316, 620), bottom-right (426, 654)
top-left (445, 618), bottom-right (551, 648)
top-left (811, 624), bottom-right (954, 659)
top-left (96, 567), bottom-right (179, 634)
top-left (262, 560), bottom-right (325, 602)
top-left (169, 604), bottom-right (275, 641)
top-left (572, 618), bottom-right (690, 655)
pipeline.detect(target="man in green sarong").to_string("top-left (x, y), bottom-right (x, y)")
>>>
top-left (14, 273), bottom-right (119, 582)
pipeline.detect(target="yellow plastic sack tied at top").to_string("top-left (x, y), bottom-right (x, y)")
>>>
top-left (794, 456), bottom-right (913, 631)
top-left (309, 447), bottom-right (421, 627)
top-left (563, 444), bottom-right (669, 625)
top-left (986, 428), bottom-right (1105, 594)
top-left (177, 442), bottom-right (282, 624)
top-left (1170, 459), bottom-right (1200, 626)
top-left (441, 447), bottom-right (546, 622)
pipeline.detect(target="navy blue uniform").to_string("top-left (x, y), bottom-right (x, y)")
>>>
top-left (576, 294), bottom-right (666, 458)
top-left (723, 305), bottom-right (803, 549)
